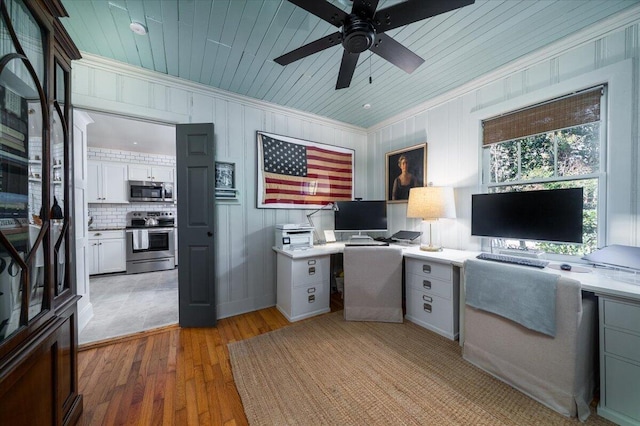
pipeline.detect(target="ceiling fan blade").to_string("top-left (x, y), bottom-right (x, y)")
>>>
top-left (336, 51), bottom-right (360, 89)
top-left (373, 0), bottom-right (475, 33)
top-left (274, 32), bottom-right (342, 66)
top-left (352, 0), bottom-right (380, 20)
top-left (369, 33), bottom-right (424, 74)
top-left (287, 0), bottom-right (349, 27)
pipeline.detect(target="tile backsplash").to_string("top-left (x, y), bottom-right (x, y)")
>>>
top-left (88, 147), bottom-right (177, 229)
top-left (88, 147), bottom-right (176, 167)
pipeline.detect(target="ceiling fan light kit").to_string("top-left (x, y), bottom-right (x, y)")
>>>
top-left (274, 0), bottom-right (475, 90)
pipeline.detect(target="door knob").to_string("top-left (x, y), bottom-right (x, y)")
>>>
top-left (207, 231), bottom-right (213, 237)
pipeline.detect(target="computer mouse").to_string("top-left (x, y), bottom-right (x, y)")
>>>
top-left (560, 263), bottom-right (572, 271)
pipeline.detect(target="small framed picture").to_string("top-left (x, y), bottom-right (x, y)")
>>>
top-left (215, 161), bottom-right (235, 189)
top-left (385, 143), bottom-right (427, 203)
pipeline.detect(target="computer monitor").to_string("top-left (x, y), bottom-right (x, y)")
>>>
top-left (334, 200), bottom-right (387, 234)
top-left (471, 187), bottom-right (583, 244)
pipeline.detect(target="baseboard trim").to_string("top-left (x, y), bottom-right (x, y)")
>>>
top-left (79, 323), bottom-right (179, 351)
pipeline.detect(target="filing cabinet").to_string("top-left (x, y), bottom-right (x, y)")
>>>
top-left (405, 257), bottom-right (459, 340)
top-left (597, 296), bottom-right (640, 425)
top-left (276, 253), bottom-right (330, 322)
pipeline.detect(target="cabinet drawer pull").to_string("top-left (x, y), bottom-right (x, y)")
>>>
top-left (308, 267), bottom-right (316, 275)
top-left (423, 280), bottom-right (431, 289)
top-left (308, 259), bottom-right (316, 265)
top-left (307, 287), bottom-right (316, 294)
top-left (422, 264), bottom-right (431, 273)
top-left (422, 295), bottom-right (432, 303)
top-left (308, 294), bottom-right (315, 303)
top-left (423, 303), bottom-right (432, 313)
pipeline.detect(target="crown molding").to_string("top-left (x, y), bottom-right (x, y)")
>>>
top-left (75, 53), bottom-right (367, 135)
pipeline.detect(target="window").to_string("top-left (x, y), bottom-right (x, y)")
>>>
top-left (481, 87), bottom-right (605, 256)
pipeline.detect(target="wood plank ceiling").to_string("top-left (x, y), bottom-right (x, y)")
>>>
top-left (60, 0), bottom-right (640, 128)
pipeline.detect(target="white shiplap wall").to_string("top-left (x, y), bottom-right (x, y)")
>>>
top-left (72, 57), bottom-right (367, 318)
top-left (73, 17), bottom-right (640, 320)
top-left (368, 21), bottom-right (640, 252)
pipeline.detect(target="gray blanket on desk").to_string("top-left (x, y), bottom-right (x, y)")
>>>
top-left (464, 259), bottom-right (558, 337)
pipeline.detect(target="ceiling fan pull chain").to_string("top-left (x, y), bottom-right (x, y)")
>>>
top-left (369, 54), bottom-right (372, 84)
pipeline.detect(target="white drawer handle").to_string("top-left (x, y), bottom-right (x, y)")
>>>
top-left (422, 264), bottom-right (431, 273)
top-left (308, 294), bottom-right (315, 303)
top-left (422, 295), bottom-right (432, 303)
top-left (423, 303), bottom-right (432, 313)
top-left (308, 267), bottom-right (316, 275)
top-left (423, 280), bottom-right (431, 289)
top-left (308, 259), bottom-right (316, 265)
top-left (307, 287), bottom-right (315, 294)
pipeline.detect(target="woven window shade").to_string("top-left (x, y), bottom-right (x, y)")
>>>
top-left (482, 88), bottom-right (602, 146)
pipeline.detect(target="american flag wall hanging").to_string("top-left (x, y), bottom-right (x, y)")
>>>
top-left (256, 131), bottom-right (354, 209)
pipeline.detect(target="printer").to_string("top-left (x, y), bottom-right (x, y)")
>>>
top-left (275, 223), bottom-right (314, 250)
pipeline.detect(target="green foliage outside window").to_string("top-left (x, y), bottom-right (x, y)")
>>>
top-left (486, 123), bottom-right (600, 256)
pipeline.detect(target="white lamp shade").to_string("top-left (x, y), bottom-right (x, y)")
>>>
top-left (407, 186), bottom-right (456, 220)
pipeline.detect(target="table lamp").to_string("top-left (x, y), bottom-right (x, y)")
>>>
top-left (407, 186), bottom-right (456, 251)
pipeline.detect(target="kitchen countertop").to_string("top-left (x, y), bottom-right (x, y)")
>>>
top-left (88, 227), bottom-right (126, 231)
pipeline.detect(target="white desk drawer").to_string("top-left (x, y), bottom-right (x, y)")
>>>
top-left (291, 257), bottom-right (329, 287)
top-left (603, 299), bottom-right (640, 334)
top-left (291, 282), bottom-right (328, 317)
top-left (406, 287), bottom-right (453, 336)
top-left (603, 356), bottom-right (640, 421)
top-left (406, 272), bottom-right (452, 300)
top-left (604, 328), bottom-right (640, 362)
top-left (405, 258), bottom-right (451, 281)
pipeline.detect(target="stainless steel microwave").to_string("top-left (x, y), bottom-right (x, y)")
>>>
top-left (129, 181), bottom-right (174, 202)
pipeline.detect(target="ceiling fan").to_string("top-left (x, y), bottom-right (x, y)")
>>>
top-left (274, 0), bottom-right (476, 90)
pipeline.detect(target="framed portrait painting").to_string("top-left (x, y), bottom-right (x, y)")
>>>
top-left (385, 143), bottom-right (427, 203)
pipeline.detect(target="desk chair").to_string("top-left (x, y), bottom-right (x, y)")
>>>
top-left (343, 246), bottom-right (403, 323)
top-left (463, 260), bottom-right (596, 421)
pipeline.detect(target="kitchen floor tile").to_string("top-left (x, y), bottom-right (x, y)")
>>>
top-left (79, 268), bottom-right (178, 344)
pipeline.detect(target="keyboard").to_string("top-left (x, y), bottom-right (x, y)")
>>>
top-left (345, 240), bottom-right (389, 246)
top-left (476, 252), bottom-right (549, 269)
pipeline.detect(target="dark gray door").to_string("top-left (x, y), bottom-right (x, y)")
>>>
top-left (176, 123), bottom-right (216, 327)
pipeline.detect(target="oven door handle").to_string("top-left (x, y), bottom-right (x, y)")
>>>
top-left (126, 228), bottom-right (174, 233)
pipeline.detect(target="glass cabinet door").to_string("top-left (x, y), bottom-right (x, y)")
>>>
top-left (51, 105), bottom-right (67, 296)
top-left (0, 0), bottom-right (47, 340)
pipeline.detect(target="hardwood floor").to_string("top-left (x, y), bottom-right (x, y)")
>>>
top-left (77, 295), bottom-right (344, 425)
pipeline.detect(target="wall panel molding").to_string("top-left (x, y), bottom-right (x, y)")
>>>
top-left (71, 56), bottom-right (367, 320)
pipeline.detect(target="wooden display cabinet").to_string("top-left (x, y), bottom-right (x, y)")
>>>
top-left (0, 0), bottom-right (83, 424)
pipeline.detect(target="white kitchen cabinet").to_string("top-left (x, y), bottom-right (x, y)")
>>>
top-left (128, 164), bottom-right (174, 182)
top-left (88, 161), bottom-right (128, 203)
top-left (405, 257), bottom-right (460, 340)
top-left (89, 230), bottom-right (126, 275)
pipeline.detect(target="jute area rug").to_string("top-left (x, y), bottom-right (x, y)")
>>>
top-left (228, 312), bottom-right (613, 425)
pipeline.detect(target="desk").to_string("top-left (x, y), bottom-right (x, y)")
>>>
top-left (273, 244), bottom-right (640, 318)
top-left (274, 244), bottom-right (640, 425)
top-left (273, 244), bottom-right (477, 331)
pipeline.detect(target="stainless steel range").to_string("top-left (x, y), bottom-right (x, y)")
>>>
top-left (125, 211), bottom-right (175, 274)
